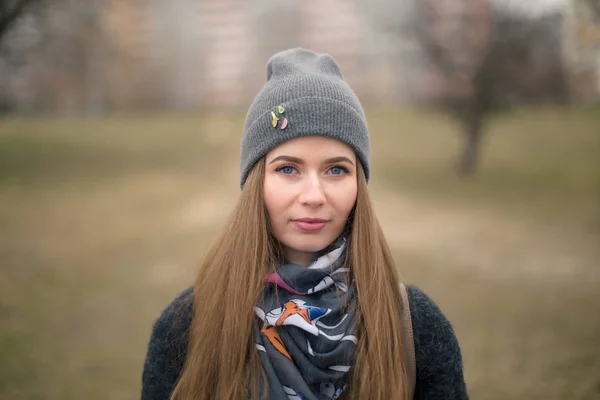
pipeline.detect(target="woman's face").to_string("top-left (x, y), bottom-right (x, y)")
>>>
top-left (264, 136), bottom-right (358, 266)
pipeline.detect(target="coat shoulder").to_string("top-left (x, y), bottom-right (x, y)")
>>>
top-left (141, 287), bottom-right (194, 400)
top-left (404, 284), bottom-right (469, 399)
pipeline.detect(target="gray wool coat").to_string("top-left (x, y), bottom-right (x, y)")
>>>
top-left (141, 285), bottom-right (468, 400)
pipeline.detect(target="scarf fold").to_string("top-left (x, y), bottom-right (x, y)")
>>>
top-left (254, 238), bottom-right (356, 400)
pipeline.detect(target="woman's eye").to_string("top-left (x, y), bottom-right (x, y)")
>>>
top-left (329, 166), bottom-right (349, 175)
top-left (276, 165), bottom-right (296, 174)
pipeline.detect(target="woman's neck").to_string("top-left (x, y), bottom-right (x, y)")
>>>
top-left (283, 247), bottom-right (316, 267)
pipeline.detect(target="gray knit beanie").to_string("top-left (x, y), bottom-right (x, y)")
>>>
top-left (240, 48), bottom-right (370, 187)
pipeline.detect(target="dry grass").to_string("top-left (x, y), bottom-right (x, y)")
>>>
top-left (0, 106), bottom-right (598, 399)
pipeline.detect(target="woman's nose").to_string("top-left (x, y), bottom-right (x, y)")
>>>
top-left (298, 174), bottom-right (326, 206)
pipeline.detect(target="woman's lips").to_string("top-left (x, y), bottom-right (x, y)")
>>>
top-left (292, 218), bottom-right (328, 232)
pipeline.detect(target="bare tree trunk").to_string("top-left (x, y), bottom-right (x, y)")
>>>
top-left (458, 111), bottom-right (484, 176)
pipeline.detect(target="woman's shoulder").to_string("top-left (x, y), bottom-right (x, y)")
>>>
top-left (405, 285), bottom-right (452, 329)
top-left (404, 284), bottom-right (460, 352)
top-left (154, 286), bottom-right (194, 328)
top-left (141, 287), bottom-right (194, 399)
top-left (404, 284), bottom-right (468, 399)
top-left (149, 287), bottom-right (194, 353)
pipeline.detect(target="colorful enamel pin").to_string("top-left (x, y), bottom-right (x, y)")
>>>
top-left (271, 105), bottom-right (288, 129)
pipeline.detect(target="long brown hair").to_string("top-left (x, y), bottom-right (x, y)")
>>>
top-left (170, 158), bottom-right (409, 400)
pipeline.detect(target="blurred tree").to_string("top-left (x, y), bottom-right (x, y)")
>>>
top-left (413, 0), bottom-right (569, 175)
top-left (585, 0), bottom-right (600, 19)
top-left (0, 0), bottom-right (38, 44)
top-left (1, 0), bottom-right (107, 114)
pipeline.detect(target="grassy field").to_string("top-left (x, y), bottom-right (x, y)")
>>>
top-left (0, 106), bottom-right (599, 399)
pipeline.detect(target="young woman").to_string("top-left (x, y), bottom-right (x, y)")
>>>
top-left (141, 48), bottom-right (468, 400)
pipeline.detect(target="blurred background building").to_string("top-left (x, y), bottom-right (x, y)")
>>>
top-left (1, 0), bottom-right (598, 114)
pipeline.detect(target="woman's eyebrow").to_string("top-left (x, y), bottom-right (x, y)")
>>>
top-left (324, 156), bottom-right (354, 165)
top-left (268, 155), bottom-right (303, 165)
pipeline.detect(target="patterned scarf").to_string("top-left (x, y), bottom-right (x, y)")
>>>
top-left (254, 238), bottom-right (357, 400)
